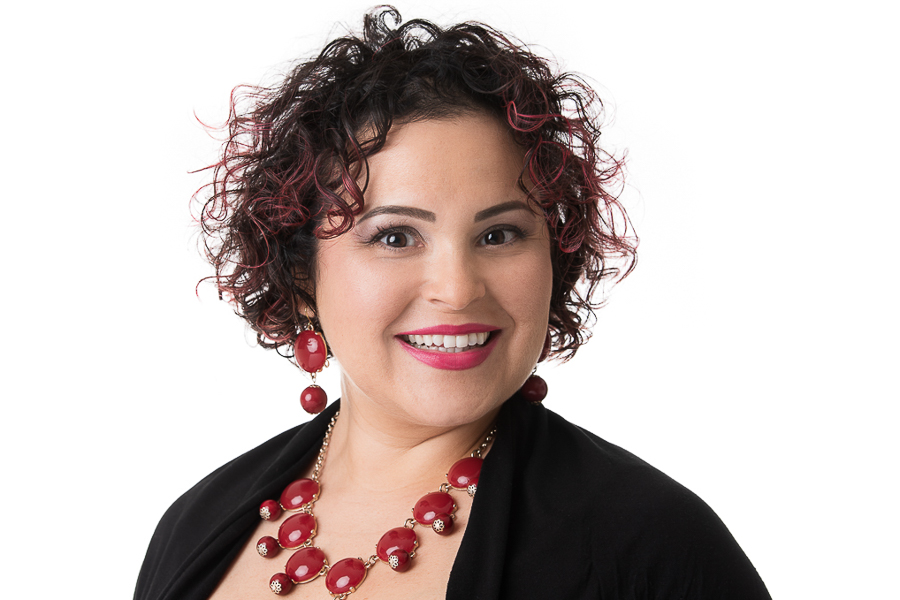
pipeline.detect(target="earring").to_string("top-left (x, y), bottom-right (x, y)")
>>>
top-left (294, 319), bottom-right (329, 415)
top-left (518, 332), bottom-right (551, 404)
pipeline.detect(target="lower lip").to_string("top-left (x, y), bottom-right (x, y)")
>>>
top-left (398, 333), bottom-right (500, 371)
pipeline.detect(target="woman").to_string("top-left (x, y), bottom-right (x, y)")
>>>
top-left (135, 7), bottom-right (770, 600)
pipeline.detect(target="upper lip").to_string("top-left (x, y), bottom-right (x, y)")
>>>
top-left (397, 323), bottom-right (500, 336)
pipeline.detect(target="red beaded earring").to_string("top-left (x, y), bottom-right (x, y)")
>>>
top-left (294, 319), bottom-right (329, 414)
top-left (518, 331), bottom-right (551, 404)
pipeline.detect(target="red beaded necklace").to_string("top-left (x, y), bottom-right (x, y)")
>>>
top-left (255, 412), bottom-right (495, 597)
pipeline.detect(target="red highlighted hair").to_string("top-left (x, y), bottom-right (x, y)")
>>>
top-left (197, 6), bottom-right (637, 361)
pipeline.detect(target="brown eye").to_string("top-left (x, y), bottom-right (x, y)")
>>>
top-left (379, 231), bottom-right (414, 248)
top-left (481, 229), bottom-right (515, 246)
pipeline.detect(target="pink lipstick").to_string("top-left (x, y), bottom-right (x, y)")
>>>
top-left (396, 324), bottom-right (500, 371)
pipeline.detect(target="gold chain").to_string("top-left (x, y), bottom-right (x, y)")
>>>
top-left (472, 426), bottom-right (496, 458)
top-left (285, 410), bottom-right (496, 596)
top-left (310, 412), bottom-right (338, 482)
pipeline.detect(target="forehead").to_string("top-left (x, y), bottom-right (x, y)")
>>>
top-left (360, 114), bottom-right (526, 211)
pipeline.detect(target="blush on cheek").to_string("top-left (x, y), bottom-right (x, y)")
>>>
top-left (316, 254), bottom-right (420, 361)
top-left (515, 256), bottom-right (553, 360)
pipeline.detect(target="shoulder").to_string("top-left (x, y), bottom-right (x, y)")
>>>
top-left (491, 400), bottom-right (771, 599)
top-left (135, 407), bottom-right (337, 600)
top-left (499, 400), bottom-right (701, 516)
top-left (156, 418), bottom-right (311, 529)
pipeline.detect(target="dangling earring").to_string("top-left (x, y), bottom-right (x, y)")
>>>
top-left (294, 318), bottom-right (329, 414)
top-left (519, 332), bottom-right (551, 404)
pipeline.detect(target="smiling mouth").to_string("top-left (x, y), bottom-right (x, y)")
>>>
top-left (400, 331), bottom-right (494, 353)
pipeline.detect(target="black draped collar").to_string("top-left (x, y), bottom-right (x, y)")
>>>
top-left (135, 399), bottom-right (770, 600)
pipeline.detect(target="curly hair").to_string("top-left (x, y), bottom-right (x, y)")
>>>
top-left (197, 6), bottom-right (637, 362)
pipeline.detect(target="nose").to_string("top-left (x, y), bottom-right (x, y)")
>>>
top-left (423, 248), bottom-right (487, 311)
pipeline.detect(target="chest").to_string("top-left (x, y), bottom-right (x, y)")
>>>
top-left (208, 496), bottom-right (473, 600)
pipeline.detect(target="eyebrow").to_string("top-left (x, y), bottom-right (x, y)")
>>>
top-left (357, 200), bottom-right (531, 225)
top-left (357, 205), bottom-right (436, 224)
top-left (473, 200), bottom-right (531, 222)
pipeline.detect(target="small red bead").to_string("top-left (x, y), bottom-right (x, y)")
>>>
top-left (447, 456), bottom-right (483, 490)
top-left (431, 513), bottom-right (455, 535)
top-left (300, 385), bottom-right (327, 414)
top-left (279, 478), bottom-right (320, 512)
top-left (285, 546), bottom-right (327, 583)
top-left (269, 572), bottom-right (293, 595)
top-left (376, 527), bottom-right (418, 563)
top-left (259, 499), bottom-right (282, 521)
top-left (518, 374), bottom-right (548, 403)
top-left (325, 557), bottom-right (367, 595)
top-left (277, 513), bottom-right (317, 549)
top-left (295, 330), bottom-right (328, 373)
top-left (257, 536), bottom-right (280, 558)
top-left (388, 550), bottom-right (411, 572)
top-left (413, 491), bottom-right (456, 525)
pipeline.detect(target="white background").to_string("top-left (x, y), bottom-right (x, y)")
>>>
top-left (2, 1), bottom-right (897, 598)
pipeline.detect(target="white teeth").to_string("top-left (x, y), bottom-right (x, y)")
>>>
top-left (403, 331), bottom-right (493, 351)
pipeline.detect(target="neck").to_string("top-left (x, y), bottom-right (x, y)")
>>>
top-left (318, 395), bottom-right (498, 497)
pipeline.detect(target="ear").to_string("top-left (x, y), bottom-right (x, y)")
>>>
top-left (292, 271), bottom-right (317, 328)
top-left (295, 301), bottom-right (316, 328)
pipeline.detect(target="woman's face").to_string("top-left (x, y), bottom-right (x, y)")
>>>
top-left (314, 112), bottom-right (553, 429)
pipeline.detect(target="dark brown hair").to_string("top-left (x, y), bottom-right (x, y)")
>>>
top-left (197, 6), bottom-right (637, 362)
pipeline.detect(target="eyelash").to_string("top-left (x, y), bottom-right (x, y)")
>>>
top-left (367, 224), bottom-right (527, 250)
top-left (368, 225), bottom-right (419, 250)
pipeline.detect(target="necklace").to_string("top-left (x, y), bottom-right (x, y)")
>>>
top-left (255, 412), bottom-right (496, 597)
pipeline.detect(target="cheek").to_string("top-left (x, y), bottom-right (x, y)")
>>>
top-left (494, 250), bottom-right (553, 328)
top-left (315, 252), bottom-right (414, 353)
top-left (528, 260), bottom-right (554, 325)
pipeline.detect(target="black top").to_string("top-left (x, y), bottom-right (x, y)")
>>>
top-left (134, 400), bottom-right (770, 599)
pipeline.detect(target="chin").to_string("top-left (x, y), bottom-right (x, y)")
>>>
top-left (399, 391), bottom-right (506, 429)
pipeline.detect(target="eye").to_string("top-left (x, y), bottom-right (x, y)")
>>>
top-left (378, 230), bottom-right (415, 248)
top-left (480, 228), bottom-right (519, 246)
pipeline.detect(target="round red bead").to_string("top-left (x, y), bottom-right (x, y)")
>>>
top-left (295, 330), bottom-right (327, 373)
top-left (431, 513), bottom-right (454, 535)
top-left (387, 550), bottom-right (411, 572)
top-left (300, 385), bottom-right (327, 414)
top-left (257, 536), bottom-right (280, 558)
top-left (279, 478), bottom-right (320, 512)
top-left (376, 527), bottom-right (418, 563)
top-left (519, 374), bottom-right (548, 403)
top-left (277, 513), bottom-right (317, 549)
top-left (447, 456), bottom-right (483, 490)
top-left (285, 546), bottom-right (327, 583)
top-left (413, 491), bottom-right (456, 525)
top-left (259, 499), bottom-right (282, 521)
top-left (324, 557), bottom-right (367, 595)
top-left (269, 572), bottom-right (293, 595)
